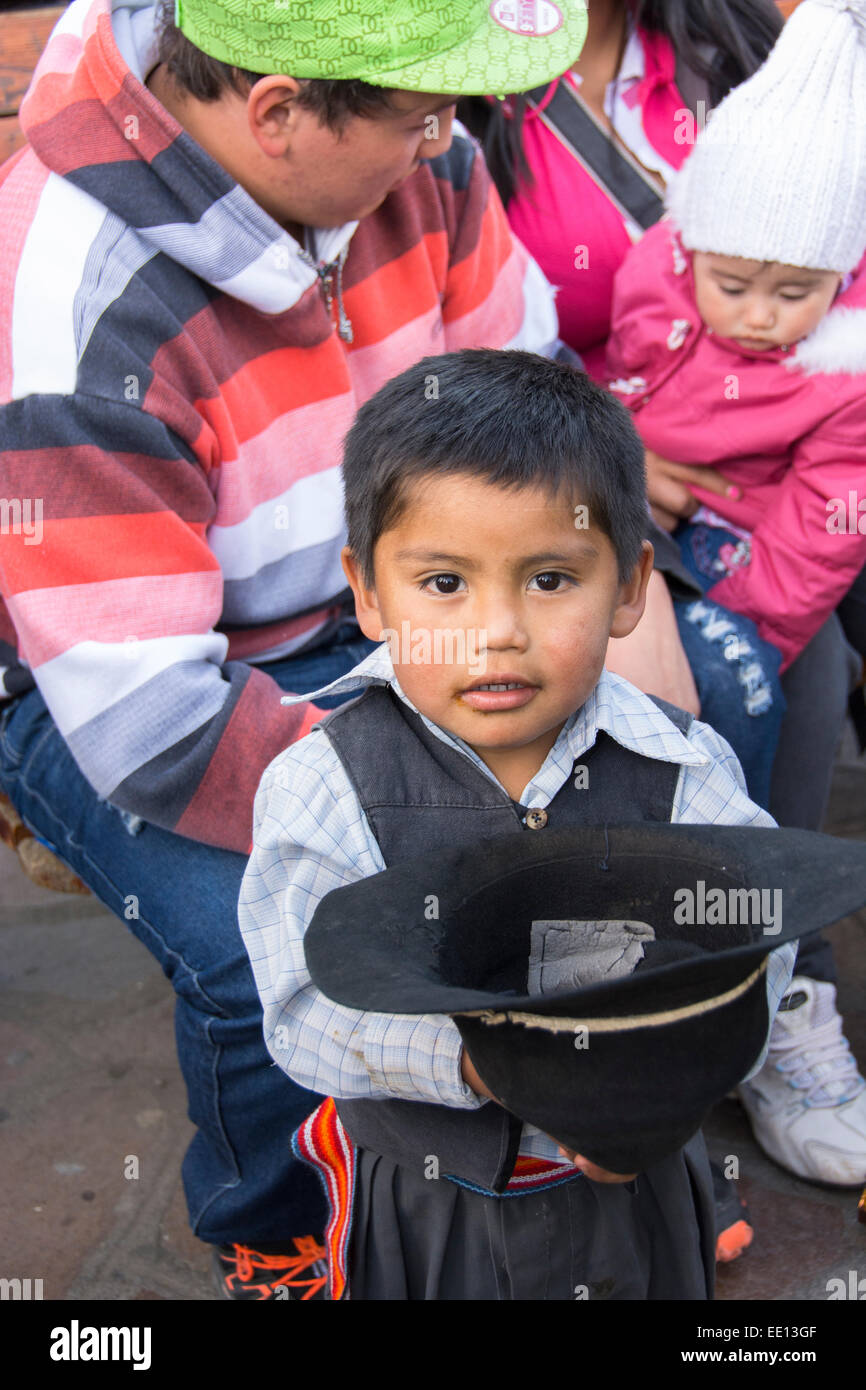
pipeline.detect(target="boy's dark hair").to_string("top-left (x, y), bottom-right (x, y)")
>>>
top-left (343, 350), bottom-right (648, 585)
top-left (154, 0), bottom-right (394, 132)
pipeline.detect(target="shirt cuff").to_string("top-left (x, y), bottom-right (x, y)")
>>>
top-left (363, 1013), bottom-right (487, 1109)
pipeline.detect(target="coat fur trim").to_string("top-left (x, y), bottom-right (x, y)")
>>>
top-left (787, 307), bottom-right (866, 376)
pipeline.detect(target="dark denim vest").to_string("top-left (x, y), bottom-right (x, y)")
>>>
top-left (319, 683), bottom-right (692, 1192)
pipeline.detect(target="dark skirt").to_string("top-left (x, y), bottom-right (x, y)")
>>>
top-left (347, 1131), bottom-right (715, 1301)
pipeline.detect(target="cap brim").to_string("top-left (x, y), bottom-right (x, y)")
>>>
top-left (355, 2), bottom-right (588, 96)
top-left (305, 823), bottom-right (866, 1020)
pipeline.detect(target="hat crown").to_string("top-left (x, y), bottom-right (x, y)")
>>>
top-left (176, 0), bottom-right (479, 76)
top-left (811, 0), bottom-right (866, 35)
top-left (666, 0), bottom-right (866, 273)
top-left (172, 0), bottom-right (587, 95)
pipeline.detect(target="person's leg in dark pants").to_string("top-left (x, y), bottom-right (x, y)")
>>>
top-left (739, 614), bottom-right (866, 1185)
top-left (0, 625), bottom-right (376, 1258)
top-left (837, 561), bottom-right (866, 751)
top-left (770, 613), bottom-right (861, 982)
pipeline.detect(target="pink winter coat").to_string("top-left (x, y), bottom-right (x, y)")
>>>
top-left (605, 217), bottom-right (866, 670)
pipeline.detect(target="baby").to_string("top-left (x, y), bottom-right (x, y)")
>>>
top-left (604, 0), bottom-right (866, 679)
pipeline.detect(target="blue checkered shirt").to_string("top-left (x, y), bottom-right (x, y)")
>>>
top-left (238, 645), bottom-right (796, 1159)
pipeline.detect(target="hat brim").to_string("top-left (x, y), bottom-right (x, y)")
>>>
top-left (344, 1), bottom-right (588, 96)
top-left (306, 824), bottom-right (866, 1020)
top-left (306, 824), bottom-right (866, 1171)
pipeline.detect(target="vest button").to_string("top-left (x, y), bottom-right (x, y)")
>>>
top-left (525, 808), bottom-right (548, 829)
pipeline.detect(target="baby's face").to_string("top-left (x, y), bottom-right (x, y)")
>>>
top-left (342, 473), bottom-right (649, 794)
top-left (692, 253), bottom-right (842, 353)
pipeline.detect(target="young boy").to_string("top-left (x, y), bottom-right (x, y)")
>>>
top-left (238, 348), bottom-right (795, 1300)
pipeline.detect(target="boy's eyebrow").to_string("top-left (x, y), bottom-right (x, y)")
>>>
top-left (521, 547), bottom-right (601, 566)
top-left (392, 545), bottom-right (600, 567)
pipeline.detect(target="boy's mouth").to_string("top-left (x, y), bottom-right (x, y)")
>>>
top-left (460, 677), bottom-right (539, 712)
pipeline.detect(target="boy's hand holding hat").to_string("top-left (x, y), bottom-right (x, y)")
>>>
top-left (305, 823), bottom-right (866, 1175)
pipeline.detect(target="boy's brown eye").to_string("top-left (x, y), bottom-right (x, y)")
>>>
top-left (533, 572), bottom-right (562, 591)
top-left (430, 574), bottom-right (461, 594)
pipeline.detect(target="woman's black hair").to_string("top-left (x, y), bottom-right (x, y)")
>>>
top-left (458, 0), bottom-right (784, 208)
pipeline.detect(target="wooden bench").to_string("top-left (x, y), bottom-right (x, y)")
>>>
top-left (0, 4), bottom-right (70, 166)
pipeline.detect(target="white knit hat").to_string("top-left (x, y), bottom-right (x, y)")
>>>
top-left (666, 0), bottom-right (866, 272)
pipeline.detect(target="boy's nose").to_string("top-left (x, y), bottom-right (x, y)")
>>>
top-left (478, 605), bottom-right (529, 651)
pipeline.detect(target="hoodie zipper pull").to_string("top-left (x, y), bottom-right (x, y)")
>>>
top-left (303, 246), bottom-right (354, 343)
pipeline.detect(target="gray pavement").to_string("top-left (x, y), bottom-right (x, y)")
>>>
top-left (1, 725), bottom-right (865, 1302)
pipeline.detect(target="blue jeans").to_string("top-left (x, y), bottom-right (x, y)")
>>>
top-left (672, 523), bottom-right (785, 811)
top-left (0, 622), bottom-right (376, 1248)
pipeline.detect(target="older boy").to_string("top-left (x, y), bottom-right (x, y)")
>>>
top-left (239, 350), bottom-right (796, 1299)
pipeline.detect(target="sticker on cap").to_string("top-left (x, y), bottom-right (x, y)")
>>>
top-left (490, 0), bottom-right (564, 38)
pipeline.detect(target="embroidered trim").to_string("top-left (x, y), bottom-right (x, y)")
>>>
top-left (443, 1156), bottom-right (583, 1198)
top-left (292, 1098), bottom-right (355, 1301)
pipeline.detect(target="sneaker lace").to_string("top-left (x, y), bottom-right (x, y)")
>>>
top-left (773, 1011), bottom-right (866, 1107)
top-left (228, 1239), bottom-right (329, 1300)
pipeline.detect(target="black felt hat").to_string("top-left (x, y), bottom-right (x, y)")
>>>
top-left (305, 824), bottom-right (866, 1173)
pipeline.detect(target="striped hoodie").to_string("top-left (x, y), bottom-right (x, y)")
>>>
top-left (0, 0), bottom-right (557, 853)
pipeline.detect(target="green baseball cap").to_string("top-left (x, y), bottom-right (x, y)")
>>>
top-left (174, 0), bottom-right (588, 95)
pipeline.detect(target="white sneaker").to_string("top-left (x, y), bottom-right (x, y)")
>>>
top-left (738, 977), bottom-right (866, 1186)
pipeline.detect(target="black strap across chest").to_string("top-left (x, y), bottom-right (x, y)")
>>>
top-left (525, 79), bottom-right (665, 232)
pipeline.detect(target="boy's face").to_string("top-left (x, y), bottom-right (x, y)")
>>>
top-left (692, 253), bottom-right (842, 352)
top-left (148, 67), bottom-right (457, 232)
top-left (263, 86), bottom-right (458, 228)
top-left (342, 473), bottom-right (652, 794)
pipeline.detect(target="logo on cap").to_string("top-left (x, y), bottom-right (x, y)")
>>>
top-left (489, 0), bottom-right (564, 38)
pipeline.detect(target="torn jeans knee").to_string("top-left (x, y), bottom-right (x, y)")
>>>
top-left (97, 796), bottom-right (146, 836)
top-left (682, 599), bottom-right (777, 717)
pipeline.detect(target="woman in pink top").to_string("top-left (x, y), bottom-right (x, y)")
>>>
top-left (460, 0), bottom-right (783, 373)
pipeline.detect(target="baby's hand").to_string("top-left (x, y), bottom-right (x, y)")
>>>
top-left (644, 449), bottom-right (741, 532)
top-left (556, 1144), bottom-right (638, 1184)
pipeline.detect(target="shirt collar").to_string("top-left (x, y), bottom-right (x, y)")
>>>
top-left (282, 643), bottom-right (708, 799)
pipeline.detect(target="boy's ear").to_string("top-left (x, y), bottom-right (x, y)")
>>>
top-left (609, 541), bottom-right (654, 640)
top-left (247, 75), bottom-right (303, 157)
top-left (341, 546), bottom-right (386, 644)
